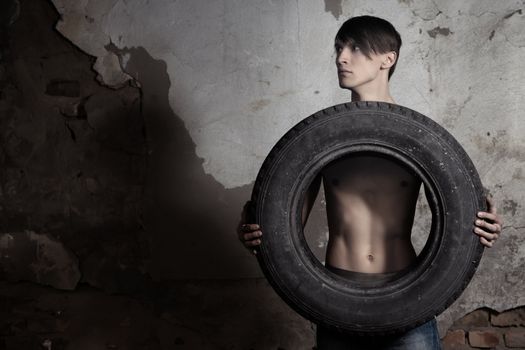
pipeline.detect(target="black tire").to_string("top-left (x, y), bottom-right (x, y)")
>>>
top-left (250, 101), bottom-right (485, 335)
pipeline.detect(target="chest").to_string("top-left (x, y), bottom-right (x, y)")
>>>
top-left (321, 154), bottom-right (420, 195)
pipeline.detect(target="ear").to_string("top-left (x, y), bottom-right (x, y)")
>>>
top-left (381, 51), bottom-right (397, 69)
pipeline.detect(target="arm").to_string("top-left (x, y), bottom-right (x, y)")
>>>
top-left (424, 187), bottom-right (503, 247)
top-left (238, 174), bottom-right (323, 253)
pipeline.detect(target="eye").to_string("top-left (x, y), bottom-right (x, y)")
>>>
top-left (351, 45), bottom-right (360, 52)
top-left (334, 44), bottom-right (343, 53)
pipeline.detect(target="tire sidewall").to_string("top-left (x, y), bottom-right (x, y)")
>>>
top-left (252, 102), bottom-right (485, 335)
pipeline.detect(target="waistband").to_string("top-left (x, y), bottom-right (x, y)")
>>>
top-left (325, 264), bottom-right (404, 286)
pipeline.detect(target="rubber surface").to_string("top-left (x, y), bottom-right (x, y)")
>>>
top-left (250, 101), bottom-right (485, 335)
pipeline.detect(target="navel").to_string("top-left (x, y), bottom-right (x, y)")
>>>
top-left (367, 254), bottom-right (374, 262)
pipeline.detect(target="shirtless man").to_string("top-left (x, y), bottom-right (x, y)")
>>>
top-left (238, 16), bottom-right (503, 349)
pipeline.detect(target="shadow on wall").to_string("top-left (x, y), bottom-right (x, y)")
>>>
top-left (115, 46), bottom-right (255, 279)
top-left (0, 2), bottom-right (311, 348)
top-left (0, 0), bottom-right (152, 292)
top-left (0, 0), bottom-right (259, 295)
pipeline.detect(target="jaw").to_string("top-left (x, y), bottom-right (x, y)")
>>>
top-left (339, 71), bottom-right (392, 102)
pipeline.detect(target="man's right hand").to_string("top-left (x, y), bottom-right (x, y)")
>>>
top-left (237, 201), bottom-right (263, 253)
top-left (238, 223), bottom-right (263, 249)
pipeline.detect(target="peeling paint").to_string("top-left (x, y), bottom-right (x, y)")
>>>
top-left (427, 26), bottom-right (453, 38)
top-left (0, 231), bottom-right (81, 290)
top-left (324, 0), bottom-right (343, 20)
top-left (93, 51), bottom-right (132, 88)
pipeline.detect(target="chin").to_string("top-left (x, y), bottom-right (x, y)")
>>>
top-left (338, 76), bottom-right (356, 88)
top-left (338, 81), bottom-right (355, 90)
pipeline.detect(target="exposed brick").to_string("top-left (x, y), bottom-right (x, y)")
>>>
top-left (0, 231), bottom-right (81, 290)
top-left (492, 308), bottom-right (525, 327)
top-left (468, 329), bottom-right (500, 348)
top-left (441, 345), bottom-right (471, 350)
top-left (443, 329), bottom-right (466, 345)
top-left (505, 329), bottom-right (525, 348)
top-left (442, 329), bottom-right (469, 350)
top-left (453, 309), bottom-right (491, 329)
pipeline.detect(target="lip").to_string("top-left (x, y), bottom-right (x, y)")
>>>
top-left (338, 69), bottom-right (352, 74)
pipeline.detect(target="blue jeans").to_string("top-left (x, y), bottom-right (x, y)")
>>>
top-left (316, 318), bottom-right (442, 350)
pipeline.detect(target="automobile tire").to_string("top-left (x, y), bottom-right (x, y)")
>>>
top-left (250, 101), bottom-right (485, 335)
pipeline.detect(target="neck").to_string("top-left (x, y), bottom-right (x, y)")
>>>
top-left (350, 74), bottom-right (395, 104)
top-left (351, 87), bottom-right (395, 104)
top-left (351, 91), bottom-right (395, 104)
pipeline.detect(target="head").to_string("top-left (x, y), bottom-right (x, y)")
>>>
top-left (335, 16), bottom-right (402, 91)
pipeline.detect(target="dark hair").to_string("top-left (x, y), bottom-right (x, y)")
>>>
top-left (335, 16), bottom-right (402, 79)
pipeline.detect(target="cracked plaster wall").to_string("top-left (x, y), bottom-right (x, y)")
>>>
top-left (0, 0), bottom-right (523, 341)
top-left (1, 0), bottom-right (258, 290)
top-left (48, 0), bottom-right (525, 332)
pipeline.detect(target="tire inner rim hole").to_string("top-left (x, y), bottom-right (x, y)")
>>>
top-left (300, 149), bottom-right (437, 287)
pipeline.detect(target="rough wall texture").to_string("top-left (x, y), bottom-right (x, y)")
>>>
top-left (0, 0), bottom-right (523, 347)
top-left (0, 0), bottom-right (151, 293)
top-left (47, 0), bottom-right (524, 332)
top-left (0, 280), bottom-right (315, 349)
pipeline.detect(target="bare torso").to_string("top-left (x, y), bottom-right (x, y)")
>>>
top-left (320, 154), bottom-right (422, 273)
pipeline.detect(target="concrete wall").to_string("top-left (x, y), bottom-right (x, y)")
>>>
top-left (0, 0), bottom-right (524, 347)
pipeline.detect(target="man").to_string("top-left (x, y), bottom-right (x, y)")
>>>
top-left (238, 16), bottom-right (503, 349)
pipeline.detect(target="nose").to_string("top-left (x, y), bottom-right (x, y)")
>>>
top-left (336, 46), bottom-right (351, 66)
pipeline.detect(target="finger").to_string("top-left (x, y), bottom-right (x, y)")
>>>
top-left (479, 236), bottom-right (494, 248)
top-left (244, 239), bottom-right (262, 247)
top-left (243, 231), bottom-right (262, 241)
top-left (238, 224), bottom-right (258, 238)
top-left (477, 212), bottom-right (502, 225)
top-left (475, 219), bottom-right (501, 233)
top-left (474, 227), bottom-right (499, 241)
top-left (241, 224), bottom-right (260, 232)
top-left (486, 196), bottom-right (497, 214)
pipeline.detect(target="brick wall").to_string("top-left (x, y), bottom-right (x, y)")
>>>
top-left (442, 307), bottom-right (525, 349)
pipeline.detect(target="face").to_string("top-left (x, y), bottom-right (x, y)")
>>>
top-left (335, 42), bottom-right (387, 90)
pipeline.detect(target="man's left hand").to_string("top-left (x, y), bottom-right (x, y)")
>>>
top-left (474, 196), bottom-right (503, 248)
